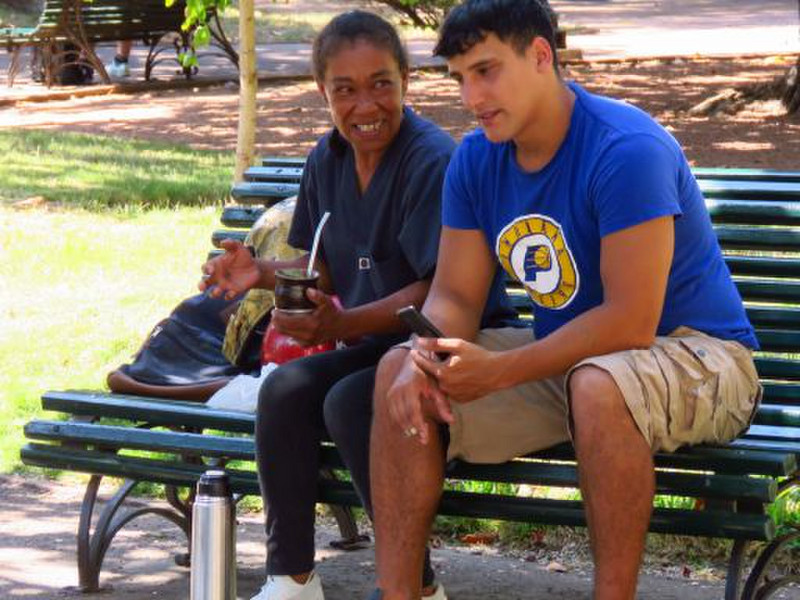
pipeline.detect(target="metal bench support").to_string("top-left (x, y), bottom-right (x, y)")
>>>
top-left (76, 475), bottom-right (191, 593)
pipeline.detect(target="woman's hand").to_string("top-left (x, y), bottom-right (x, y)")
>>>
top-left (199, 239), bottom-right (260, 300)
top-left (271, 288), bottom-right (344, 346)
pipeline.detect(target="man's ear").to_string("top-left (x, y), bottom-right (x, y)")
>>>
top-left (316, 80), bottom-right (329, 105)
top-left (529, 37), bottom-right (554, 71)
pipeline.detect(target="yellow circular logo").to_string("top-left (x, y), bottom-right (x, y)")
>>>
top-left (496, 214), bottom-right (579, 309)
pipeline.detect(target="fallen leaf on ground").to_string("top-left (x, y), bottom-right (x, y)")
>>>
top-left (547, 561), bottom-right (568, 573)
top-left (460, 532), bottom-right (498, 545)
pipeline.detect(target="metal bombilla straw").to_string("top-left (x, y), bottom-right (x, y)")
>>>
top-left (307, 211), bottom-right (331, 277)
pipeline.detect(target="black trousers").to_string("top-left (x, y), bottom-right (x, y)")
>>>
top-left (255, 339), bottom-right (435, 587)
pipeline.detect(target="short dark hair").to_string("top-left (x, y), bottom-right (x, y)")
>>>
top-left (312, 10), bottom-right (409, 82)
top-left (433, 0), bottom-right (559, 71)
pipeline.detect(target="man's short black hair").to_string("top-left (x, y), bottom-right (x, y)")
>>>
top-left (312, 10), bottom-right (409, 82)
top-left (433, 0), bottom-right (559, 71)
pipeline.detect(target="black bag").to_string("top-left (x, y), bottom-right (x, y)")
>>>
top-left (32, 43), bottom-right (94, 85)
top-left (107, 291), bottom-right (266, 401)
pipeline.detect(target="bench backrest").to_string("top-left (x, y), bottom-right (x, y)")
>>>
top-left (223, 163), bottom-right (800, 419)
top-left (32, 0), bottom-right (186, 42)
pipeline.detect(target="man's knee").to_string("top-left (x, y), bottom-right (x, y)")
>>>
top-left (373, 347), bottom-right (408, 417)
top-left (568, 365), bottom-right (627, 435)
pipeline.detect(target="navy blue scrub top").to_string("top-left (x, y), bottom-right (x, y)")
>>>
top-left (288, 106), bottom-right (517, 340)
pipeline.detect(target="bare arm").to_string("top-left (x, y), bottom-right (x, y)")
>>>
top-left (415, 216), bottom-right (675, 400)
top-left (420, 226), bottom-right (499, 339)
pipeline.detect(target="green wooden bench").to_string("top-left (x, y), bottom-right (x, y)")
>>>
top-left (21, 161), bottom-right (800, 598)
top-left (1, 0), bottom-right (237, 86)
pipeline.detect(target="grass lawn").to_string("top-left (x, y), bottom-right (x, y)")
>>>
top-left (0, 1), bottom-right (40, 28)
top-left (0, 130), bottom-right (233, 209)
top-left (0, 128), bottom-right (231, 471)
top-left (0, 204), bottom-right (219, 472)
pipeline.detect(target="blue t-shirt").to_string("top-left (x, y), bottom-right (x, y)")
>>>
top-left (443, 83), bottom-right (757, 349)
top-left (289, 106), bottom-right (517, 340)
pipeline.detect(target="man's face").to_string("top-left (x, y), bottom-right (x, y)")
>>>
top-left (447, 33), bottom-right (552, 143)
top-left (318, 39), bottom-right (408, 157)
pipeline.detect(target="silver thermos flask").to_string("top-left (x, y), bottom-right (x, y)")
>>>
top-left (190, 470), bottom-right (237, 600)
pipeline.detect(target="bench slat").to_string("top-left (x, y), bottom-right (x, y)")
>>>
top-left (761, 382), bottom-right (800, 406)
top-left (706, 199), bottom-right (800, 225)
top-left (221, 206), bottom-right (266, 228)
top-left (244, 166), bottom-right (304, 183)
top-left (730, 437), bottom-right (800, 454)
top-left (754, 358), bottom-right (800, 381)
top-left (24, 420), bottom-right (255, 460)
top-left (25, 419), bottom-right (780, 501)
top-left (261, 157), bottom-right (306, 168)
top-left (230, 182), bottom-right (300, 203)
top-left (715, 226), bottom-right (800, 252)
top-left (41, 391), bottom-right (255, 433)
top-left (447, 461), bottom-right (776, 502)
top-left (20, 443), bottom-right (775, 541)
top-left (699, 180), bottom-right (800, 200)
top-left (754, 403), bottom-right (800, 428)
top-left (435, 488), bottom-right (775, 541)
top-left (693, 168), bottom-right (800, 183)
top-left (727, 256), bottom-right (800, 279)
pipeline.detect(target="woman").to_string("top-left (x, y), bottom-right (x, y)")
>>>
top-left (201, 11), bottom-right (513, 600)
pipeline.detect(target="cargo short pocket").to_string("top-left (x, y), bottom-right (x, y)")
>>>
top-left (670, 334), bottom-right (759, 445)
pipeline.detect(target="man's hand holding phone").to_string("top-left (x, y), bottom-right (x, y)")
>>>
top-left (411, 336), bottom-right (504, 404)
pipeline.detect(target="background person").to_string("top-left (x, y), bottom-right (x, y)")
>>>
top-left (367, 1), bottom-right (761, 599)
top-left (105, 40), bottom-right (132, 78)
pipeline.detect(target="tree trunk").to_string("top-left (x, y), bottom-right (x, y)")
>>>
top-left (234, 0), bottom-right (257, 183)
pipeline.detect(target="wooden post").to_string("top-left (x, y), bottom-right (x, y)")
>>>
top-left (234, 0), bottom-right (257, 183)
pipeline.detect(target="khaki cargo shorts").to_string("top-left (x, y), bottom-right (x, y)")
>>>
top-left (446, 327), bottom-right (762, 463)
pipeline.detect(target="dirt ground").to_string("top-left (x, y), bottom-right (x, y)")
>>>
top-left (1, 54), bottom-right (799, 169)
top-left (3, 473), bottom-right (772, 600)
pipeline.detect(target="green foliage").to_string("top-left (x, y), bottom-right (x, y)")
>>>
top-left (166, 0), bottom-right (231, 71)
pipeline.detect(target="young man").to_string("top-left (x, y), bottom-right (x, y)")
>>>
top-left (368, 1), bottom-right (762, 599)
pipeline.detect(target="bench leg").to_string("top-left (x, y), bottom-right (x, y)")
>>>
top-left (319, 467), bottom-right (370, 551)
top-left (727, 476), bottom-right (800, 600)
top-left (725, 539), bottom-right (749, 600)
top-left (74, 475), bottom-right (191, 593)
top-left (739, 526), bottom-right (800, 599)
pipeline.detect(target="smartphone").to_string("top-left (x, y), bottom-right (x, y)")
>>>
top-left (395, 306), bottom-right (449, 360)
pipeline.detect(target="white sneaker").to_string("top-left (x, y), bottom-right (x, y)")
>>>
top-left (250, 572), bottom-right (324, 600)
top-left (424, 583), bottom-right (447, 600)
top-left (105, 59), bottom-right (130, 78)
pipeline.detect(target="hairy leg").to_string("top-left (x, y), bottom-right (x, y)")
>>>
top-left (569, 366), bottom-right (655, 600)
top-left (323, 369), bottom-right (438, 591)
top-left (370, 350), bottom-right (446, 600)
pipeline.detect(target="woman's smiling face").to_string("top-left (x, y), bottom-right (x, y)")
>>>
top-left (318, 38), bottom-right (408, 158)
